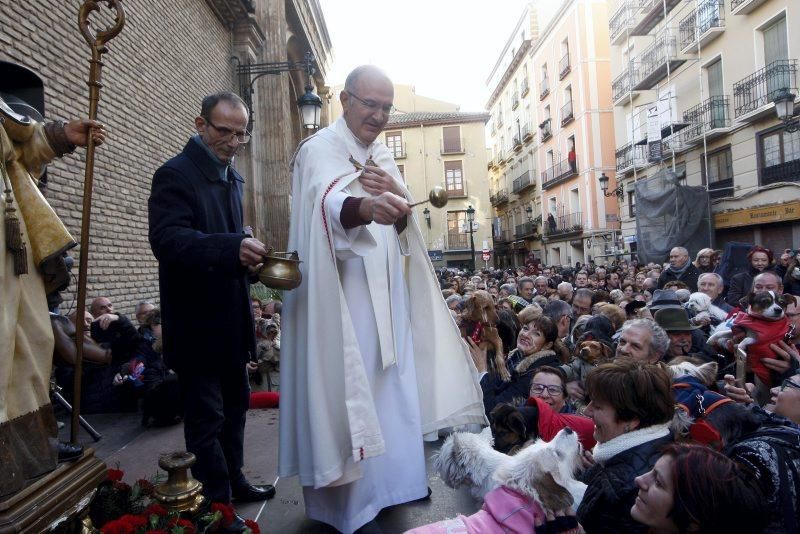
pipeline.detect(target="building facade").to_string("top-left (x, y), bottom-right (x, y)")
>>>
top-left (332, 85), bottom-right (492, 269)
top-left (0, 0), bottom-right (331, 314)
top-left (609, 0), bottom-right (799, 254)
top-left (487, 0), bottom-right (620, 269)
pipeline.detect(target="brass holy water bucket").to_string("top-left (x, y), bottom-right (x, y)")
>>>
top-left (258, 251), bottom-right (303, 290)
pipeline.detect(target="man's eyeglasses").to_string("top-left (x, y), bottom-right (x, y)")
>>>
top-left (346, 91), bottom-right (395, 115)
top-left (530, 384), bottom-right (564, 396)
top-left (781, 378), bottom-right (800, 391)
top-left (205, 119), bottom-right (251, 144)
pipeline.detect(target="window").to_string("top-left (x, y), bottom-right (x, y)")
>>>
top-left (759, 128), bottom-right (800, 186)
top-left (445, 160), bottom-right (465, 196)
top-left (442, 126), bottom-right (462, 153)
top-left (447, 211), bottom-right (468, 249)
top-left (702, 146), bottom-right (733, 186)
top-left (628, 191), bottom-right (636, 218)
top-left (385, 131), bottom-right (404, 158)
top-left (396, 164), bottom-right (405, 180)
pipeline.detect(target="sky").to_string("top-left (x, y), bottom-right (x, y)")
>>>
top-left (317, 0), bottom-right (532, 112)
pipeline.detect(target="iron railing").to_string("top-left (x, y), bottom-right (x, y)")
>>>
top-left (734, 59), bottom-right (798, 118)
top-left (561, 100), bottom-right (574, 125)
top-left (731, 0), bottom-right (751, 11)
top-left (609, 2), bottom-right (630, 43)
top-left (540, 119), bottom-right (552, 142)
top-left (521, 78), bottom-right (530, 97)
top-left (683, 95), bottom-right (730, 139)
top-left (497, 113), bottom-right (504, 127)
top-left (616, 142), bottom-right (648, 172)
top-left (490, 189), bottom-right (509, 205)
top-left (512, 170), bottom-right (534, 193)
top-left (521, 123), bottom-right (533, 141)
top-left (635, 31), bottom-right (680, 89)
top-left (559, 52), bottom-right (571, 79)
top-left (515, 221), bottom-right (538, 238)
top-left (542, 158), bottom-right (578, 189)
top-left (544, 212), bottom-right (583, 236)
top-left (708, 178), bottom-right (733, 199)
top-left (540, 77), bottom-right (550, 100)
top-left (447, 233), bottom-right (469, 249)
top-left (679, 0), bottom-right (724, 51)
top-left (512, 94), bottom-right (520, 110)
top-left (513, 135), bottom-right (523, 149)
top-left (613, 68), bottom-right (636, 103)
top-left (762, 159), bottom-right (800, 187)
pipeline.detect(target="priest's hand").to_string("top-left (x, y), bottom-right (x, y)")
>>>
top-left (240, 237), bottom-right (268, 267)
top-left (64, 119), bottom-right (106, 147)
top-left (360, 192), bottom-right (411, 225)
top-left (360, 165), bottom-right (404, 197)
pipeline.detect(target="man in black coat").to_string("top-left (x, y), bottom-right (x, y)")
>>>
top-left (148, 92), bottom-right (273, 512)
top-left (657, 246), bottom-right (700, 292)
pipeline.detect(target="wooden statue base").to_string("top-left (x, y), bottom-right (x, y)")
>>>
top-left (0, 449), bottom-right (106, 533)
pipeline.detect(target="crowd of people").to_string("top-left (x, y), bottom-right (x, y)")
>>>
top-left (428, 244), bottom-right (800, 532)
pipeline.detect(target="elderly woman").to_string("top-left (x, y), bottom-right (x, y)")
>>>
top-left (468, 308), bottom-right (560, 417)
top-left (726, 245), bottom-right (774, 306)
top-left (631, 444), bottom-right (768, 533)
top-left (577, 360), bottom-right (674, 533)
top-left (529, 365), bottom-right (574, 413)
top-left (692, 247), bottom-right (715, 274)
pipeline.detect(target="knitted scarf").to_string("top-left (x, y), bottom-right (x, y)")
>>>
top-left (666, 260), bottom-right (691, 278)
top-left (592, 422), bottom-right (671, 464)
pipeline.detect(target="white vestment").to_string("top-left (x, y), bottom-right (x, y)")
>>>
top-left (279, 118), bottom-right (486, 533)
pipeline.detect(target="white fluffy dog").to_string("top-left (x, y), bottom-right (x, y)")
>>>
top-left (685, 292), bottom-right (728, 323)
top-left (666, 359), bottom-right (718, 386)
top-left (433, 426), bottom-right (587, 511)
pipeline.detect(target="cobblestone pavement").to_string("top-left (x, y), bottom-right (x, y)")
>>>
top-left (58, 406), bottom-right (479, 533)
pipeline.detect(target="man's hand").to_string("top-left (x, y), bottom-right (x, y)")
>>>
top-left (96, 313), bottom-right (119, 330)
top-left (763, 340), bottom-right (800, 374)
top-left (722, 374), bottom-right (755, 403)
top-left (64, 119), bottom-right (106, 147)
top-left (359, 192), bottom-right (411, 225)
top-left (240, 237), bottom-right (268, 267)
top-left (359, 165), bottom-right (403, 196)
top-left (466, 337), bottom-right (488, 373)
top-left (246, 361), bottom-right (258, 374)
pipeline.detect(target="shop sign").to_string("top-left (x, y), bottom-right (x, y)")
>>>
top-left (714, 201), bottom-right (800, 229)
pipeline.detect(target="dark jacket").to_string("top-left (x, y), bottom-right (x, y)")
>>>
top-left (148, 139), bottom-right (255, 372)
top-left (726, 266), bottom-right (773, 306)
top-left (657, 262), bottom-right (700, 292)
top-left (480, 348), bottom-right (559, 417)
top-left (577, 434), bottom-right (672, 534)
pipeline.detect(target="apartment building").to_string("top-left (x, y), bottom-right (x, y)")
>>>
top-left (331, 85), bottom-right (492, 269)
top-left (609, 0), bottom-right (799, 254)
top-left (487, 0), bottom-right (620, 268)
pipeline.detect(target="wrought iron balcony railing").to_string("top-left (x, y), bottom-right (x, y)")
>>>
top-left (521, 78), bottom-right (530, 97)
top-left (490, 189), bottom-right (510, 206)
top-left (513, 135), bottom-right (523, 150)
top-left (761, 158), bottom-right (800, 187)
top-left (515, 221), bottom-right (538, 238)
top-left (543, 212), bottom-right (583, 236)
top-left (540, 119), bottom-right (552, 142)
top-left (561, 100), bottom-right (574, 125)
top-left (612, 67), bottom-right (637, 103)
top-left (540, 78), bottom-right (550, 100)
top-left (512, 94), bottom-right (520, 110)
top-left (615, 142), bottom-right (648, 173)
top-left (542, 158), bottom-right (578, 190)
top-left (679, 0), bottom-right (724, 51)
top-left (447, 233), bottom-right (469, 250)
top-left (512, 170), bottom-right (535, 193)
top-left (521, 123), bottom-right (534, 142)
top-left (634, 31), bottom-right (684, 90)
top-left (683, 95), bottom-right (730, 140)
top-left (733, 59), bottom-right (798, 118)
top-left (559, 53), bottom-right (571, 79)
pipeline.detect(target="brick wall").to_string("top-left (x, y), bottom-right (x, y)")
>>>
top-left (0, 0), bottom-right (235, 316)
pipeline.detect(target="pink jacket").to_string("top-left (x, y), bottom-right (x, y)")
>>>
top-left (405, 486), bottom-right (545, 534)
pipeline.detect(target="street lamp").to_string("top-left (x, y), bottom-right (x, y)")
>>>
top-left (423, 207), bottom-right (431, 228)
top-left (773, 88), bottom-right (799, 133)
top-left (598, 172), bottom-right (624, 200)
top-left (235, 50), bottom-right (323, 131)
top-left (466, 205), bottom-right (476, 272)
top-left (525, 205), bottom-right (533, 221)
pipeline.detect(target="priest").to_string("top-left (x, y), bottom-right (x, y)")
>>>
top-left (279, 65), bottom-right (486, 533)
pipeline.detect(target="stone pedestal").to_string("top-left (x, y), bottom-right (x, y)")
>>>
top-left (0, 450), bottom-right (105, 533)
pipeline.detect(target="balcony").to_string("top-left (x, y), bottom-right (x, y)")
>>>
top-left (540, 78), bottom-right (550, 100)
top-left (708, 178), bottom-right (733, 199)
top-left (447, 233), bottom-right (469, 250)
top-left (521, 78), bottom-right (530, 97)
top-left (512, 94), bottom-right (520, 110)
top-left (515, 221), bottom-right (539, 239)
top-left (612, 67), bottom-right (640, 105)
top-left (512, 170), bottom-right (535, 193)
top-left (731, 0), bottom-right (768, 15)
top-left (683, 95), bottom-right (731, 143)
top-left (522, 123), bottom-right (534, 143)
top-left (488, 158), bottom-right (496, 170)
top-left (539, 119), bottom-right (552, 142)
top-left (561, 100), bottom-right (574, 125)
top-left (542, 158), bottom-right (578, 190)
top-left (734, 59), bottom-right (798, 121)
top-left (762, 159), bottom-right (800, 187)
top-left (497, 114), bottom-right (504, 128)
top-left (494, 229), bottom-right (514, 244)
top-left (679, 0), bottom-right (725, 53)
top-left (513, 135), bottom-right (523, 151)
top-left (633, 31), bottom-right (686, 91)
top-left (630, 0), bottom-right (682, 36)
top-left (616, 142), bottom-right (649, 174)
top-left (559, 53), bottom-right (571, 79)
top-left (440, 138), bottom-right (465, 155)
top-left (490, 189), bottom-right (509, 206)
top-left (609, 0), bottom-right (648, 45)
top-left (543, 212), bottom-right (583, 238)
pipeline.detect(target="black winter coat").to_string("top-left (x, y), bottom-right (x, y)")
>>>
top-left (148, 139), bottom-right (255, 372)
top-left (726, 266), bottom-right (774, 306)
top-left (577, 434), bottom-right (672, 534)
top-left (657, 263), bottom-right (701, 292)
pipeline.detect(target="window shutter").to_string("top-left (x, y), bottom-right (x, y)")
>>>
top-left (442, 126), bottom-right (461, 153)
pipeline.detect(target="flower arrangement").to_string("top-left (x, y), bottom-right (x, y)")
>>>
top-left (89, 468), bottom-right (260, 534)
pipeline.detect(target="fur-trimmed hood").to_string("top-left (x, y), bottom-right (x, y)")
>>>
top-left (513, 347), bottom-right (558, 375)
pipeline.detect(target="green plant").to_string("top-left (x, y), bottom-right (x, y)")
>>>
top-left (250, 282), bottom-right (282, 303)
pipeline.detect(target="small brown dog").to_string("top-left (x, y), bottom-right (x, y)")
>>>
top-left (578, 340), bottom-right (614, 365)
top-left (461, 290), bottom-right (509, 381)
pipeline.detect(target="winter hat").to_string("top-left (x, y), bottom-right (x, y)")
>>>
top-left (654, 308), bottom-right (700, 332)
top-left (577, 315), bottom-right (615, 348)
top-left (649, 289), bottom-right (683, 311)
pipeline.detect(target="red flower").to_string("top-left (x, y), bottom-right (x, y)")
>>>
top-left (121, 515), bottom-right (147, 529)
top-left (107, 468), bottom-right (125, 482)
top-left (144, 503), bottom-right (167, 517)
top-left (112, 481), bottom-right (132, 493)
top-left (244, 519), bottom-right (260, 534)
top-left (137, 478), bottom-right (155, 496)
top-left (100, 518), bottom-right (133, 534)
top-left (210, 502), bottom-right (235, 527)
top-left (167, 518), bottom-right (196, 534)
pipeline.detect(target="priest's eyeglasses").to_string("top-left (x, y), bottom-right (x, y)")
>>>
top-left (346, 91), bottom-right (395, 115)
top-left (206, 119), bottom-right (252, 144)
